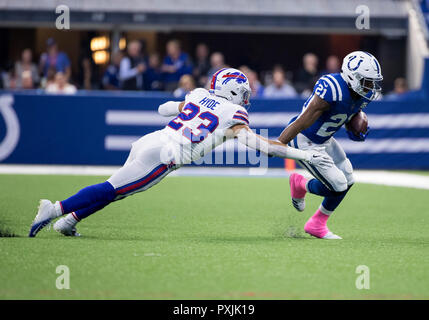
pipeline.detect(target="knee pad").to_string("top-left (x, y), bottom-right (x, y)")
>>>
top-left (331, 182), bottom-right (354, 197)
top-left (318, 169), bottom-right (347, 193)
top-left (332, 179), bottom-right (348, 193)
top-left (338, 158), bottom-right (354, 186)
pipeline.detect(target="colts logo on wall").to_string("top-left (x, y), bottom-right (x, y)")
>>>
top-left (0, 95), bottom-right (20, 161)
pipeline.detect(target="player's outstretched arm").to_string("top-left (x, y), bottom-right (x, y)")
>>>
top-left (158, 101), bottom-right (185, 117)
top-left (278, 94), bottom-right (330, 145)
top-left (229, 124), bottom-right (333, 168)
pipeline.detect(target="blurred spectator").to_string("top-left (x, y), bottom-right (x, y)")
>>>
top-left (39, 38), bottom-right (71, 80)
top-left (144, 53), bottom-right (164, 91)
top-left (1, 62), bottom-right (17, 89)
top-left (240, 65), bottom-right (264, 97)
top-left (193, 43), bottom-right (210, 87)
top-left (239, 65), bottom-right (252, 85)
top-left (40, 66), bottom-right (57, 89)
top-left (263, 68), bottom-right (297, 98)
top-left (320, 55), bottom-right (341, 75)
top-left (384, 77), bottom-right (408, 100)
top-left (15, 49), bottom-right (39, 89)
top-left (102, 51), bottom-right (123, 90)
top-left (119, 40), bottom-right (146, 90)
top-left (295, 53), bottom-right (319, 93)
top-left (248, 70), bottom-right (264, 97)
top-left (79, 56), bottom-right (99, 90)
top-left (207, 52), bottom-right (226, 82)
top-left (161, 39), bottom-right (193, 91)
top-left (21, 70), bottom-right (34, 89)
top-left (46, 72), bottom-right (77, 94)
top-left (173, 74), bottom-right (196, 98)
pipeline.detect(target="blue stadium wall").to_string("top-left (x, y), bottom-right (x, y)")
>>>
top-left (0, 86), bottom-right (428, 170)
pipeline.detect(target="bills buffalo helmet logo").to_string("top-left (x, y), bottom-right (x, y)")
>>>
top-left (221, 72), bottom-right (247, 85)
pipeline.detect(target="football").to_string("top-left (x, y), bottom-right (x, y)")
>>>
top-left (345, 111), bottom-right (368, 135)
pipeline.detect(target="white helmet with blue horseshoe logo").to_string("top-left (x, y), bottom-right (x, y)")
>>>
top-left (209, 68), bottom-right (251, 108)
top-left (341, 51), bottom-right (383, 101)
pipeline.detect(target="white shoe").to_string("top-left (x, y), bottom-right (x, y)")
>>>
top-left (322, 231), bottom-right (342, 240)
top-left (28, 199), bottom-right (59, 237)
top-left (54, 214), bottom-right (80, 237)
top-left (292, 198), bottom-right (305, 212)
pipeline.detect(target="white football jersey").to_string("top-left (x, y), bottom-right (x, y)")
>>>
top-left (160, 88), bottom-right (249, 165)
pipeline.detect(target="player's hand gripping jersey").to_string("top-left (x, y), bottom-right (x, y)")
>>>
top-left (161, 88), bottom-right (250, 165)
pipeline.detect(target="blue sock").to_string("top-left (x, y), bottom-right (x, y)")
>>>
top-left (61, 181), bottom-right (116, 214)
top-left (307, 178), bottom-right (353, 212)
top-left (321, 185), bottom-right (353, 212)
top-left (73, 200), bottom-right (111, 221)
top-left (307, 179), bottom-right (337, 197)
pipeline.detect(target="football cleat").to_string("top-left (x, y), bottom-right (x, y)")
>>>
top-left (292, 198), bottom-right (305, 212)
top-left (28, 199), bottom-right (58, 237)
top-left (289, 173), bottom-right (307, 212)
top-left (304, 215), bottom-right (342, 240)
top-left (322, 231), bottom-right (342, 240)
top-left (54, 215), bottom-right (80, 237)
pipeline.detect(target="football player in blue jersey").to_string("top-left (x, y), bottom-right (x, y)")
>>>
top-left (278, 51), bottom-right (383, 239)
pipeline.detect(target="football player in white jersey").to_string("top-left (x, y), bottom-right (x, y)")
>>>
top-left (29, 68), bottom-right (333, 237)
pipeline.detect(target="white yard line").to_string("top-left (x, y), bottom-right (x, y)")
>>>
top-left (0, 165), bottom-right (428, 190)
top-left (352, 170), bottom-right (429, 190)
top-left (0, 165), bottom-right (119, 176)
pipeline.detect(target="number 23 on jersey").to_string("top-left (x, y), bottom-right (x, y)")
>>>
top-left (167, 103), bottom-right (219, 143)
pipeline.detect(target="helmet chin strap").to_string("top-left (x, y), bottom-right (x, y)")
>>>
top-left (355, 87), bottom-right (376, 101)
top-left (363, 90), bottom-right (374, 100)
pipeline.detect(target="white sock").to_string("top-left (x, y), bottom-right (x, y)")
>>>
top-left (53, 201), bottom-right (63, 217)
top-left (319, 204), bottom-right (333, 216)
top-left (65, 213), bottom-right (79, 225)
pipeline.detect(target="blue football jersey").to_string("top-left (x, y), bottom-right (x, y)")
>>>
top-left (290, 73), bottom-right (371, 144)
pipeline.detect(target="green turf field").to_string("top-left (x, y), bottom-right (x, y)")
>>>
top-left (1, 174), bottom-right (428, 299)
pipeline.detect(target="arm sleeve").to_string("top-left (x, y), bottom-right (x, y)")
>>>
top-left (235, 128), bottom-right (310, 161)
top-left (230, 107), bottom-right (250, 126)
top-left (158, 101), bottom-right (181, 117)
